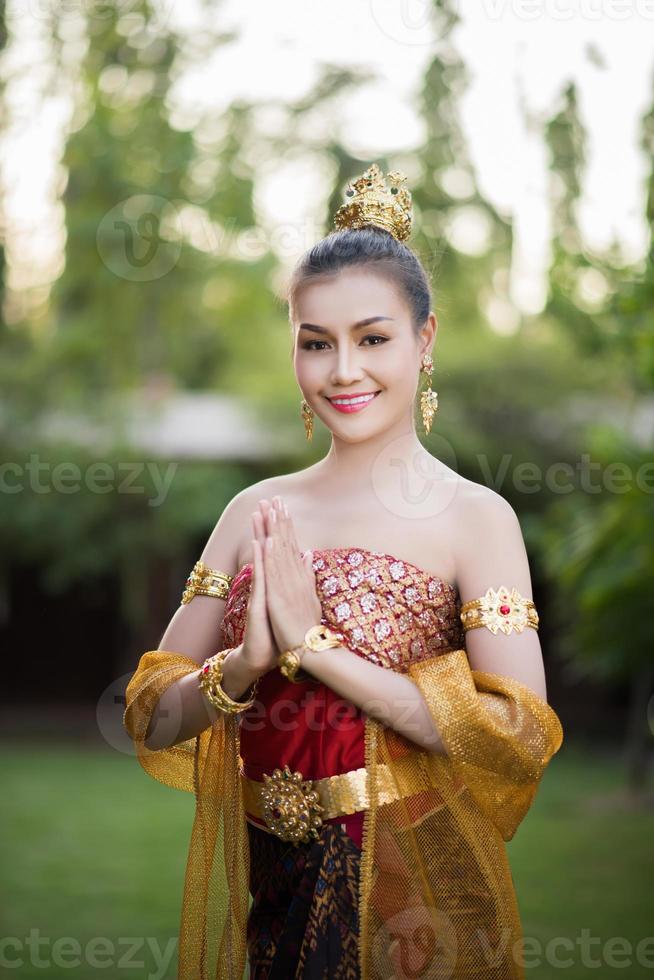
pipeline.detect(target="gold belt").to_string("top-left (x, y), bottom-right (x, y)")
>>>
top-left (240, 752), bottom-right (441, 846)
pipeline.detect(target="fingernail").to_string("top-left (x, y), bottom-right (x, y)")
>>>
top-left (271, 509), bottom-right (276, 522)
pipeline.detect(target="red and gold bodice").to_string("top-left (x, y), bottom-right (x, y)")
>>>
top-left (221, 546), bottom-right (464, 845)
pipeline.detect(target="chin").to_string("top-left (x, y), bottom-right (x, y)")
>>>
top-left (328, 423), bottom-right (384, 444)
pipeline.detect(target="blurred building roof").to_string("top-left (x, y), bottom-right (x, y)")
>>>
top-left (36, 390), bottom-right (297, 460)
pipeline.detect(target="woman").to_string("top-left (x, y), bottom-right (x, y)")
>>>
top-left (123, 163), bottom-right (564, 980)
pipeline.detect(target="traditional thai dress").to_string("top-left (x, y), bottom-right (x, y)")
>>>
top-left (124, 546), bottom-right (564, 979)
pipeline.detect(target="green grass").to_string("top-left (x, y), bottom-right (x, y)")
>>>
top-left (0, 739), bottom-right (651, 978)
top-left (508, 739), bottom-right (654, 979)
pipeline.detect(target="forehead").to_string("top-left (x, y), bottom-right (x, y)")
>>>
top-left (294, 268), bottom-right (405, 324)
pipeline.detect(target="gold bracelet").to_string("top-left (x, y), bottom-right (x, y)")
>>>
top-left (198, 648), bottom-right (259, 713)
top-left (460, 586), bottom-right (539, 635)
top-left (277, 624), bottom-right (344, 683)
top-left (182, 560), bottom-right (234, 605)
top-left (277, 649), bottom-right (313, 684)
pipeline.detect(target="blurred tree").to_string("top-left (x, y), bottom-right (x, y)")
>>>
top-left (0, 1), bottom-right (386, 661)
top-left (0, 1), bottom-right (280, 662)
top-left (525, 79), bottom-right (654, 790)
top-left (0, 0), bottom-right (649, 738)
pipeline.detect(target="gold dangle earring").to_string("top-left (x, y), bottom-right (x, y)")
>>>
top-left (301, 398), bottom-right (314, 441)
top-left (419, 353), bottom-right (439, 434)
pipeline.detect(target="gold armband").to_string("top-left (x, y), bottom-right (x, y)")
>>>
top-left (460, 586), bottom-right (539, 635)
top-left (181, 560), bottom-right (234, 605)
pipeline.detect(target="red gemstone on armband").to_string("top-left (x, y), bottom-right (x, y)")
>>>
top-left (499, 604), bottom-right (511, 615)
top-left (203, 664), bottom-right (210, 673)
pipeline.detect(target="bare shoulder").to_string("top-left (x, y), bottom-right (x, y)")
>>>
top-left (214, 472), bottom-right (305, 572)
top-left (200, 474), bottom-right (292, 576)
top-left (454, 479), bottom-right (520, 531)
top-left (451, 479), bottom-right (531, 592)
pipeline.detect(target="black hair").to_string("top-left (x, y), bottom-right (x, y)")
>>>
top-left (286, 224), bottom-right (432, 334)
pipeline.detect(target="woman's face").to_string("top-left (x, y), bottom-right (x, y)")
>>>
top-left (292, 267), bottom-right (435, 442)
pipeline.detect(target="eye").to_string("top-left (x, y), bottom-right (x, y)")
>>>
top-left (301, 335), bottom-right (388, 351)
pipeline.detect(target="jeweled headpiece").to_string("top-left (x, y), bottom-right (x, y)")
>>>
top-left (333, 163), bottom-right (413, 243)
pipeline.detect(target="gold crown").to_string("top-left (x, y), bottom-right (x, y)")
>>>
top-left (333, 163), bottom-right (413, 243)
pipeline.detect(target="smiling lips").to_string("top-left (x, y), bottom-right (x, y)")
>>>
top-left (325, 391), bottom-right (381, 413)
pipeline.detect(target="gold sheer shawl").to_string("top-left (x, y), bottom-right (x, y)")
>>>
top-left (123, 646), bottom-right (563, 979)
top-left (123, 651), bottom-right (248, 978)
top-left (365, 648), bottom-right (563, 979)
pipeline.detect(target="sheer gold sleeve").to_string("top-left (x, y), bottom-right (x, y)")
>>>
top-left (123, 649), bottom-right (250, 977)
top-left (123, 650), bottom-right (211, 793)
top-left (407, 647), bottom-right (563, 841)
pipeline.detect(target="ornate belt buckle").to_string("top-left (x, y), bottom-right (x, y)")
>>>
top-left (260, 764), bottom-right (324, 845)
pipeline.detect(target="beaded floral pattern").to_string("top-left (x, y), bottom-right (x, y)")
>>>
top-left (222, 546), bottom-right (464, 672)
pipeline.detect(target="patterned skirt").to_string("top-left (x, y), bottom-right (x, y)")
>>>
top-left (246, 819), bottom-right (362, 979)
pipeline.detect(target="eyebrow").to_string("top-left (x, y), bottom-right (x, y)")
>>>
top-left (298, 316), bottom-right (394, 335)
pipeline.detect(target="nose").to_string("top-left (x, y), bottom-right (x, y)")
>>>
top-left (329, 343), bottom-right (366, 387)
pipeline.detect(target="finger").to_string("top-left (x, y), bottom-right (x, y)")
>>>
top-left (249, 537), bottom-right (257, 588)
top-left (252, 510), bottom-right (266, 550)
top-left (254, 537), bottom-right (268, 598)
top-left (264, 526), bottom-right (274, 561)
top-left (287, 518), bottom-right (302, 560)
top-left (273, 496), bottom-right (290, 550)
top-left (276, 497), bottom-right (301, 564)
top-left (258, 499), bottom-right (273, 538)
top-left (252, 536), bottom-right (262, 572)
top-left (264, 498), bottom-right (280, 540)
top-left (244, 541), bottom-right (257, 625)
top-left (268, 499), bottom-right (283, 550)
top-left (263, 532), bottom-right (276, 585)
top-left (251, 515), bottom-right (264, 582)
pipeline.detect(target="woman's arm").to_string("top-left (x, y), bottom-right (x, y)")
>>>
top-left (141, 486), bottom-right (266, 751)
top-left (143, 643), bottom-right (262, 751)
top-left (454, 488), bottom-right (549, 699)
top-left (294, 642), bottom-right (448, 753)
top-left (297, 488), bottom-right (551, 755)
top-left (404, 488), bottom-right (563, 839)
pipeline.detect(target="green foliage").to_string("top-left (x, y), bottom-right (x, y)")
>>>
top-left (527, 78), bottom-right (654, 693)
top-left (524, 437), bottom-right (654, 683)
top-left (0, 1), bottom-right (652, 726)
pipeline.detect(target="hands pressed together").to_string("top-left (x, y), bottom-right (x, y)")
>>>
top-left (241, 496), bottom-right (323, 676)
top-left (223, 496), bottom-right (441, 755)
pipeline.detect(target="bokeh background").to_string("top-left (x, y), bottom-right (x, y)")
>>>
top-left (1, 1), bottom-right (653, 977)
